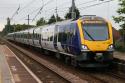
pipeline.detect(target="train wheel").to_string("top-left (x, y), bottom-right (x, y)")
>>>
top-left (71, 58), bottom-right (78, 67)
top-left (65, 56), bottom-right (71, 65)
top-left (44, 50), bottom-right (49, 55)
top-left (55, 53), bottom-right (61, 59)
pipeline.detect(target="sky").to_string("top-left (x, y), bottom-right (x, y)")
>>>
top-left (0, 0), bottom-right (120, 31)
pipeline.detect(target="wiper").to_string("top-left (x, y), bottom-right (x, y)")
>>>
top-left (83, 28), bottom-right (95, 41)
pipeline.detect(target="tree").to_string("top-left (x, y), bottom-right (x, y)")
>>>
top-left (48, 15), bottom-right (56, 24)
top-left (56, 14), bottom-right (63, 22)
top-left (12, 24), bottom-right (35, 32)
top-left (65, 7), bottom-right (80, 19)
top-left (113, 0), bottom-right (125, 44)
top-left (2, 23), bottom-right (35, 36)
top-left (48, 14), bottom-right (63, 24)
top-left (2, 17), bottom-right (14, 35)
top-left (113, 0), bottom-right (125, 28)
top-left (36, 17), bottom-right (47, 26)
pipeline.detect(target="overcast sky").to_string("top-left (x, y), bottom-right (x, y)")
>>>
top-left (0, 0), bottom-right (119, 31)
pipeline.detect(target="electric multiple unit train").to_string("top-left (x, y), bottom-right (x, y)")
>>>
top-left (7, 16), bottom-right (114, 67)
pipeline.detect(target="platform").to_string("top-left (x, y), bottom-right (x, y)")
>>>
top-left (0, 45), bottom-right (40, 83)
top-left (114, 52), bottom-right (125, 61)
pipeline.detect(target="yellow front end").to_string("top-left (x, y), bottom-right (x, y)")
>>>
top-left (77, 19), bottom-right (113, 52)
top-left (84, 40), bottom-right (113, 52)
top-left (76, 17), bottom-right (113, 67)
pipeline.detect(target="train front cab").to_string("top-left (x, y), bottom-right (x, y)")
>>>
top-left (76, 17), bottom-right (114, 67)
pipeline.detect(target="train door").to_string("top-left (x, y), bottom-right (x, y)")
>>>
top-left (40, 28), bottom-right (42, 48)
top-left (54, 25), bottom-right (59, 50)
top-left (68, 23), bottom-right (76, 54)
top-left (65, 24), bottom-right (71, 53)
top-left (47, 26), bottom-right (55, 50)
top-left (57, 26), bottom-right (64, 52)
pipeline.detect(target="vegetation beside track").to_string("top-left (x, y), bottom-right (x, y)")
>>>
top-left (115, 41), bottom-right (125, 52)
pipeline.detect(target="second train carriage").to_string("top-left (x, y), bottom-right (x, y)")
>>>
top-left (6, 15), bottom-right (114, 67)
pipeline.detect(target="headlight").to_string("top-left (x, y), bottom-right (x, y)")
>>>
top-left (108, 45), bottom-right (114, 49)
top-left (82, 45), bottom-right (88, 50)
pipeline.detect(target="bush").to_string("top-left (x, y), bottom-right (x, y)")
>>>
top-left (115, 41), bottom-right (125, 52)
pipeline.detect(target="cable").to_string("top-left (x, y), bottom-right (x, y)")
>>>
top-left (54, 0), bottom-right (113, 13)
top-left (38, 0), bottom-right (97, 15)
top-left (16, 0), bottom-right (54, 22)
top-left (32, 0), bottom-right (45, 21)
top-left (77, 0), bottom-right (97, 6)
top-left (19, 0), bottom-right (69, 22)
top-left (14, 0), bottom-right (113, 24)
top-left (18, 0), bottom-right (37, 13)
top-left (32, 0), bottom-right (55, 21)
top-left (79, 0), bottom-right (113, 10)
top-left (18, 0), bottom-right (53, 21)
top-left (41, 0), bottom-right (71, 13)
top-left (10, 5), bottom-right (20, 20)
top-left (16, 0), bottom-right (94, 22)
top-left (42, 0), bottom-right (113, 21)
top-left (10, 0), bottom-right (37, 21)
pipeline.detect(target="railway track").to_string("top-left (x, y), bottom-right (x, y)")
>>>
top-left (112, 58), bottom-right (125, 73)
top-left (5, 40), bottom-right (88, 83)
top-left (10, 47), bottom-right (70, 83)
top-left (106, 71), bottom-right (125, 80)
top-left (3, 39), bottom-right (125, 83)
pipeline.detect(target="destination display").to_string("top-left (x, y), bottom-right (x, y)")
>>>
top-left (83, 20), bottom-right (104, 24)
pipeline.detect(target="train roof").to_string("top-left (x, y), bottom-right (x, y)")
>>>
top-left (80, 15), bottom-right (105, 21)
top-left (7, 15), bottom-right (107, 35)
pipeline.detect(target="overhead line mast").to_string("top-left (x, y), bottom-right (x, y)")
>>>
top-left (55, 0), bottom-right (58, 22)
top-left (72, 0), bottom-right (76, 19)
top-left (25, 15), bottom-right (32, 25)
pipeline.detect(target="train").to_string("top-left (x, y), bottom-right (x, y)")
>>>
top-left (6, 15), bottom-right (114, 67)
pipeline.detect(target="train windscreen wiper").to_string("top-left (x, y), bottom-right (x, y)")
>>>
top-left (84, 28), bottom-right (95, 41)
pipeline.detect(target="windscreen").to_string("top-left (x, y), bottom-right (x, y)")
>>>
top-left (83, 23), bottom-right (109, 41)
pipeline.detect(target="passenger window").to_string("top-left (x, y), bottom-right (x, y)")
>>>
top-left (70, 23), bottom-right (76, 36)
top-left (64, 24), bottom-right (70, 42)
top-left (39, 34), bottom-right (40, 39)
top-left (54, 26), bottom-right (58, 43)
top-left (63, 25), bottom-right (67, 42)
top-left (67, 24), bottom-right (71, 40)
top-left (34, 33), bottom-right (36, 39)
top-left (36, 34), bottom-right (37, 39)
top-left (58, 26), bottom-right (62, 42)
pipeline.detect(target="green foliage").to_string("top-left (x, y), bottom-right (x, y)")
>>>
top-left (13, 24), bottom-right (35, 31)
top-left (56, 14), bottom-right (63, 22)
top-left (36, 17), bottom-right (47, 26)
top-left (2, 18), bottom-right (13, 35)
top-left (2, 17), bottom-right (35, 36)
top-left (113, 0), bottom-right (125, 46)
top-left (118, 28), bottom-right (125, 36)
top-left (48, 14), bottom-right (63, 24)
top-left (113, 0), bottom-right (125, 29)
top-left (2, 23), bottom-right (35, 36)
top-left (65, 7), bottom-right (80, 19)
top-left (48, 15), bottom-right (56, 24)
top-left (115, 41), bottom-right (125, 52)
top-left (2, 25), bottom-right (14, 35)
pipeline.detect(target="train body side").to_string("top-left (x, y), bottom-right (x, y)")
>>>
top-left (6, 16), bottom-right (114, 67)
top-left (38, 22), bottom-right (81, 55)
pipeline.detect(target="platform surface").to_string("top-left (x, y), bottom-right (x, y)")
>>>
top-left (114, 51), bottom-right (125, 61)
top-left (0, 45), bottom-right (13, 83)
top-left (0, 45), bottom-right (38, 83)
